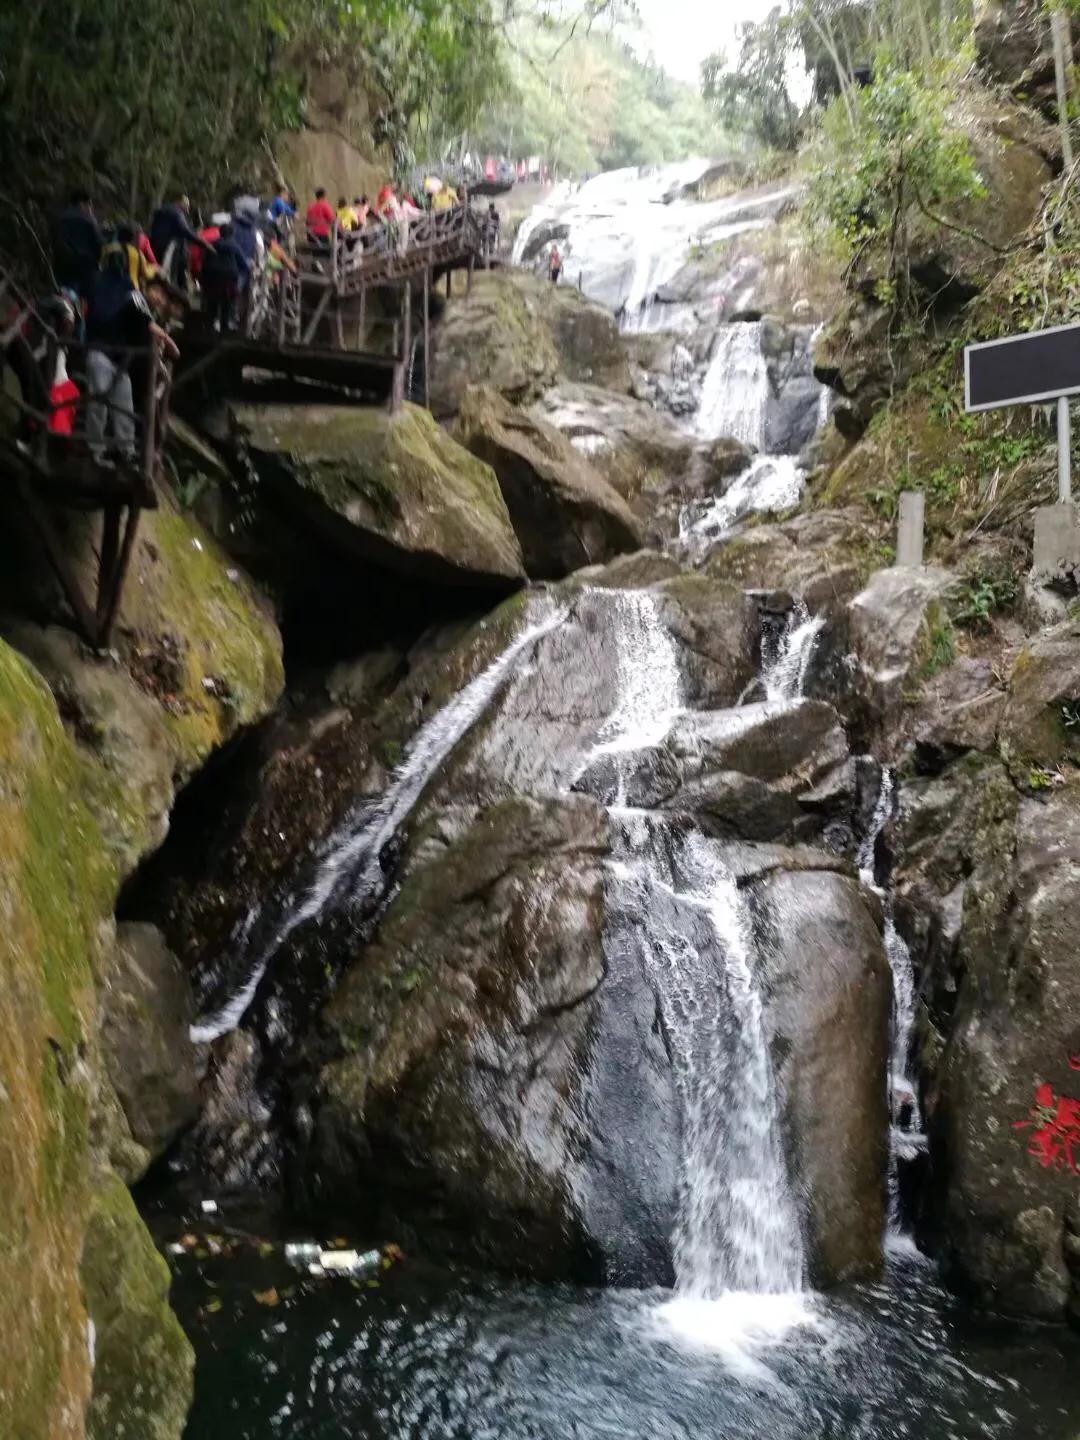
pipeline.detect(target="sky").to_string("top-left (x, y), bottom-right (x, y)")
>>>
top-left (630, 0), bottom-right (780, 85)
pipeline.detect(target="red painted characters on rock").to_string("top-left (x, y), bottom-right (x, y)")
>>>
top-left (1014, 1072), bottom-right (1080, 1173)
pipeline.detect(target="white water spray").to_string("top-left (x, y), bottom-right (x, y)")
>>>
top-left (696, 322), bottom-right (769, 448)
top-left (858, 768), bottom-right (926, 1235)
top-left (191, 607), bottom-right (567, 1044)
top-left (761, 601), bottom-right (825, 705)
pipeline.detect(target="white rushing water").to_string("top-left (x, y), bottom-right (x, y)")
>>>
top-left (512, 161), bottom-right (796, 325)
top-left (191, 606), bottom-right (567, 1044)
top-left (761, 601), bottom-right (826, 705)
top-left (592, 591), bottom-right (808, 1361)
top-left (857, 769), bottom-right (926, 1237)
top-left (592, 589), bottom-right (683, 756)
top-left (680, 456), bottom-right (804, 548)
top-left (696, 322), bottom-right (769, 448)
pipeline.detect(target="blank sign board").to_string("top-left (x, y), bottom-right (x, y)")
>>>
top-left (965, 322), bottom-right (1080, 411)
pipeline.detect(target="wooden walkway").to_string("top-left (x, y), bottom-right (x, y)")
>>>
top-left (177, 203), bottom-right (491, 411)
top-left (1, 260), bottom-right (169, 647)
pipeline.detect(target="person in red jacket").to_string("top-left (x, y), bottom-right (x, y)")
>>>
top-left (305, 188), bottom-right (336, 246)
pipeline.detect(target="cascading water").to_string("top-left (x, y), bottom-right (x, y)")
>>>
top-left (761, 600), bottom-right (826, 705)
top-left (593, 593), bottom-right (805, 1324)
top-left (696, 322), bottom-right (769, 449)
top-left (858, 768), bottom-right (927, 1237)
top-left (191, 606), bottom-right (567, 1044)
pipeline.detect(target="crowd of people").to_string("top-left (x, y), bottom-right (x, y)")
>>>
top-left (4, 175), bottom-right (504, 471)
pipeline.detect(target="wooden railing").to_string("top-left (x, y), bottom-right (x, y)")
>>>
top-left (0, 256), bottom-right (172, 645)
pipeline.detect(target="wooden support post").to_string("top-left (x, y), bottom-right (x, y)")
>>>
top-left (359, 284), bottom-right (366, 345)
top-left (97, 504), bottom-right (121, 622)
top-left (302, 286), bottom-right (333, 346)
top-left (467, 255), bottom-right (474, 298)
top-left (97, 505), bottom-right (142, 647)
top-left (423, 266), bottom-right (431, 412)
top-left (17, 477), bottom-right (98, 643)
top-left (334, 298), bottom-right (346, 351)
top-left (446, 269), bottom-right (452, 300)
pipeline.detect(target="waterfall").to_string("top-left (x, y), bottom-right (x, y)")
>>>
top-left (761, 601), bottom-right (825, 704)
top-left (595, 593), bottom-right (804, 1307)
top-left (592, 590), bottom-right (682, 756)
top-left (190, 606), bottom-right (567, 1044)
top-left (610, 825), bottom-right (804, 1300)
top-left (679, 455), bottom-right (803, 548)
top-left (696, 322), bottom-right (768, 448)
top-left (858, 769), bottom-right (926, 1237)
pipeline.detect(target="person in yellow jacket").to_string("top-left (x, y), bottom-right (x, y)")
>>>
top-left (103, 221), bottom-right (158, 291)
top-left (431, 183), bottom-right (457, 213)
top-left (336, 196), bottom-right (358, 231)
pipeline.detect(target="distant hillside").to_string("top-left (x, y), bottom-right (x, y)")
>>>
top-left (466, 21), bottom-right (730, 175)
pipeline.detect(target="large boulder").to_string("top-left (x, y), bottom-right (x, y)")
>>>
top-left (754, 868), bottom-right (890, 1285)
top-left (307, 795), bottom-right (620, 1279)
top-left (534, 380), bottom-right (696, 480)
top-left (847, 565), bottom-right (954, 739)
top-left (429, 270), bottom-right (630, 419)
top-left (454, 385), bottom-right (643, 579)
top-left (575, 699), bottom-right (854, 848)
top-left (231, 401), bottom-right (526, 590)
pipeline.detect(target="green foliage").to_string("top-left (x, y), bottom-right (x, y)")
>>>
top-left (462, 20), bottom-right (727, 175)
top-left (804, 52), bottom-right (984, 297)
top-left (0, 0), bottom-right (503, 237)
top-left (916, 608), bottom-right (955, 681)
top-left (952, 569), bottom-right (1019, 631)
top-left (702, 8), bottom-right (801, 151)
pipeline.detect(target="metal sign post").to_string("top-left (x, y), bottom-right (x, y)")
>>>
top-left (965, 322), bottom-right (1080, 503)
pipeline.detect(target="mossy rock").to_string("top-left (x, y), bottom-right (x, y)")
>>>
top-left (0, 638), bottom-right (109, 1440)
top-left (81, 1173), bottom-right (193, 1440)
top-left (232, 401), bottom-right (526, 590)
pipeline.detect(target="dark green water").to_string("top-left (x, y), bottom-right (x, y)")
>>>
top-left (158, 1209), bottom-right (1080, 1440)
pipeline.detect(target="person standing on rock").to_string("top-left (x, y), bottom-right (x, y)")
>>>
top-left (549, 243), bottom-right (562, 284)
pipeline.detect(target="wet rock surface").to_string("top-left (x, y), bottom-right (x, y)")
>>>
top-left (454, 385), bottom-right (643, 578)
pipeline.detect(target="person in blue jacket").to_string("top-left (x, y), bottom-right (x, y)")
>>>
top-left (200, 222), bottom-right (250, 332)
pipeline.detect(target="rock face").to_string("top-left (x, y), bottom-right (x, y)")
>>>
top-left (454, 385), bottom-right (643, 578)
top-left (0, 491), bottom-right (282, 1437)
top-left (847, 566), bottom-right (954, 738)
top-left (101, 924), bottom-right (200, 1169)
top-left (231, 401), bottom-right (526, 590)
top-left (429, 270), bottom-right (630, 419)
top-left (243, 579), bottom-right (893, 1289)
top-left (893, 764), bottom-right (1080, 1320)
top-left (0, 639), bottom-right (195, 1440)
top-left (755, 868), bottom-right (890, 1285)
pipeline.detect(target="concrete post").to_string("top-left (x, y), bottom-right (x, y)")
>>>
top-left (896, 490), bottom-right (925, 568)
top-left (1059, 395), bottom-right (1073, 503)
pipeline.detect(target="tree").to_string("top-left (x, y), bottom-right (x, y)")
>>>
top-left (702, 7), bottom-right (801, 151)
top-left (804, 54), bottom-right (985, 305)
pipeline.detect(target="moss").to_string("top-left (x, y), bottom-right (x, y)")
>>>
top-left (148, 510), bottom-right (284, 760)
top-left (0, 640), bottom-right (115, 1440)
top-left (81, 1174), bottom-right (194, 1440)
top-left (236, 402), bottom-right (524, 582)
